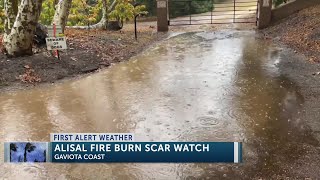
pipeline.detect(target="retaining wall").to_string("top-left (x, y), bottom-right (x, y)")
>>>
top-left (271, 0), bottom-right (320, 22)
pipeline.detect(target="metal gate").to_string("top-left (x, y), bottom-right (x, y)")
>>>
top-left (168, 0), bottom-right (258, 26)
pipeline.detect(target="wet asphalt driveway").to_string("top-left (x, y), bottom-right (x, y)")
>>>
top-left (0, 30), bottom-right (320, 179)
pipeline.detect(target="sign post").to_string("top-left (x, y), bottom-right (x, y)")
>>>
top-left (46, 24), bottom-right (67, 60)
top-left (53, 24), bottom-right (59, 59)
top-left (45, 37), bottom-right (67, 50)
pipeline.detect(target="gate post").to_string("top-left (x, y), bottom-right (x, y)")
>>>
top-left (257, 0), bottom-right (272, 29)
top-left (157, 0), bottom-right (169, 32)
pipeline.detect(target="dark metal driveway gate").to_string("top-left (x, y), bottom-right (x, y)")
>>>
top-left (168, 0), bottom-right (258, 26)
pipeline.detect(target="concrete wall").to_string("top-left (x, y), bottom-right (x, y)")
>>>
top-left (257, 0), bottom-right (273, 29)
top-left (157, 0), bottom-right (169, 32)
top-left (271, 0), bottom-right (320, 22)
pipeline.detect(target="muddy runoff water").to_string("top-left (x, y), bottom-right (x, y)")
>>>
top-left (0, 31), bottom-right (319, 179)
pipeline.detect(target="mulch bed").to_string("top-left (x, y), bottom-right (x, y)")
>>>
top-left (0, 25), bottom-right (166, 89)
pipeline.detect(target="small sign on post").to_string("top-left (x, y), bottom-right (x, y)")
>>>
top-left (46, 24), bottom-right (67, 60)
top-left (45, 37), bottom-right (67, 50)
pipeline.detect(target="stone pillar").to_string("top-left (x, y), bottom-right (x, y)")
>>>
top-left (257, 0), bottom-right (272, 29)
top-left (157, 0), bottom-right (169, 32)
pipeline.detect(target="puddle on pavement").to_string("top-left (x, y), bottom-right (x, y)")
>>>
top-left (0, 31), bottom-right (319, 179)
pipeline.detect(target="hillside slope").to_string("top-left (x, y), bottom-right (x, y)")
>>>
top-left (262, 5), bottom-right (320, 62)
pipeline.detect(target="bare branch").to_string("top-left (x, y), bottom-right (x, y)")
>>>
top-left (108, 0), bottom-right (117, 13)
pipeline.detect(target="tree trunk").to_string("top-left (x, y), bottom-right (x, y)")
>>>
top-left (67, 0), bottom-right (117, 30)
top-left (4, 0), bottom-right (18, 34)
top-left (3, 0), bottom-right (43, 57)
top-left (34, 23), bottom-right (48, 45)
top-left (98, 0), bottom-right (108, 29)
top-left (86, 0), bottom-right (109, 29)
top-left (52, 0), bottom-right (72, 32)
top-left (3, 0), bottom-right (18, 54)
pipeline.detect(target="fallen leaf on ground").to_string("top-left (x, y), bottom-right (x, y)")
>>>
top-left (19, 67), bottom-right (41, 83)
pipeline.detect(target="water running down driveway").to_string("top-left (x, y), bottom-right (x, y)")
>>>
top-left (0, 31), bottom-right (319, 179)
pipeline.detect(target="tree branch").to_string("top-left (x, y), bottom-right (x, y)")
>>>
top-left (108, 0), bottom-right (117, 13)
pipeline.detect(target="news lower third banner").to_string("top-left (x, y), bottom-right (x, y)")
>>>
top-left (4, 133), bottom-right (242, 163)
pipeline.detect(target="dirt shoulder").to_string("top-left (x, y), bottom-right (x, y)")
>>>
top-left (261, 4), bottom-right (320, 63)
top-left (262, 5), bottom-right (320, 143)
top-left (257, 6), bottom-right (320, 175)
top-left (0, 23), bottom-right (167, 91)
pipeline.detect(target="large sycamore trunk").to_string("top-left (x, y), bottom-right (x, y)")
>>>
top-left (4, 0), bottom-right (18, 33)
top-left (3, 0), bottom-right (43, 57)
top-left (52, 0), bottom-right (72, 32)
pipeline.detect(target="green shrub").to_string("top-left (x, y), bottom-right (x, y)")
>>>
top-left (169, 0), bottom-right (214, 18)
top-left (136, 0), bottom-right (157, 16)
top-left (273, 0), bottom-right (288, 7)
top-left (39, 0), bottom-right (55, 25)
